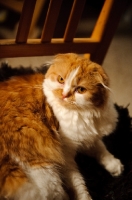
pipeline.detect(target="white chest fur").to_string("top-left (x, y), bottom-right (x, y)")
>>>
top-left (55, 106), bottom-right (98, 145)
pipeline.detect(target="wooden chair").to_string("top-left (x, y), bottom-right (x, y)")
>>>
top-left (0, 0), bottom-right (46, 37)
top-left (0, 0), bottom-right (129, 64)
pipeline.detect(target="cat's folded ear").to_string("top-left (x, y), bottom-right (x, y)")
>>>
top-left (88, 62), bottom-right (109, 89)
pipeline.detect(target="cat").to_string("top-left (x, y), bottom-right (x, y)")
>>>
top-left (0, 53), bottom-right (124, 200)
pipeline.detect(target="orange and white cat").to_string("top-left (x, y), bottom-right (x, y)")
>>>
top-left (0, 53), bottom-right (123, 200)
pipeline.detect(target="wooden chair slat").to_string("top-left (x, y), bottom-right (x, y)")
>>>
top-left (41, 0), bottom-right (63, 42)
top-left (16, 0), bottom-right (37, 43)
top-left (64, 0), bottom-right (86, 42)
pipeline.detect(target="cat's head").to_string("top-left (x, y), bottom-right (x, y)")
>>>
top-left (44, 53), bottom-right (110, 110)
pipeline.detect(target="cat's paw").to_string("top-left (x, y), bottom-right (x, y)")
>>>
top-left (104, 157), bottom-right (124, 176)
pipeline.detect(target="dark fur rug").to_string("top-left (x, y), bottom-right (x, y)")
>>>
top-left (0, 63), bottom-right (132, 200)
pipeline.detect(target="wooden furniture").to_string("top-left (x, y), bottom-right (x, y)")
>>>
top-left (0, 0), bottom-right (46, 37)
top-left (0, 0), bottom-right (129, 64)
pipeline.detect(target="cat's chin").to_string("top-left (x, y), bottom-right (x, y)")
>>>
top-left (58, 98), bottom-right (75, 109)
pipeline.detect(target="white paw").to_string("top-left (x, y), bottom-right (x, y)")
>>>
top-left (104, 157), bottom-right (124, 176)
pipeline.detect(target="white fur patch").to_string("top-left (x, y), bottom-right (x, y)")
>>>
top-left (11, 153), bottom-right (68, 200)
top-left (25, 166), bottom-right (68, 200)
top-left (75, 92), bottom-right (91, 107)
top-left (44, 78), bottom-right (60, 91)
top-left (13, 182), bottom-right (41, 200)
top-left (63, 67), bottom-right (79, 96)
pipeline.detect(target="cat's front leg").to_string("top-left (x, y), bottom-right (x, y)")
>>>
top-left (64, 157), bottom-right (92, 200)
top-left (88, 139), bottom-right (124, 176)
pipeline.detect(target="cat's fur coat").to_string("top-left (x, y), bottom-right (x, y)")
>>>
top-left (0, 53), bottom-right (123, 200)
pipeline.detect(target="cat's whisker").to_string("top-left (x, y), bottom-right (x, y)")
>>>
top-left (101, 82), bottom-right (112, 92)
top-left (96, 73), bottom-right (112, 92)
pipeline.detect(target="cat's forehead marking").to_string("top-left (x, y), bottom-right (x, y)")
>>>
top-left (63, 67), bottom-right (79, 96)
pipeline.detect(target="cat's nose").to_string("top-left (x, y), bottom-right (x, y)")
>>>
top-left (62, 92), bottom-right (68, 99)
top-left (62, 94), bottom-right (67, 99)
top-left (62, 91), bottom-right (71, 99)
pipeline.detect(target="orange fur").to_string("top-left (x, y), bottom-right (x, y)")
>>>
top-left (0, 74), bottom-right (64, 198)
top-left (0, 156), bottom-right (27, 197)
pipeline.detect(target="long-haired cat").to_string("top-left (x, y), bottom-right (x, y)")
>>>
top-left (0, 53), bottom-right (123, 200)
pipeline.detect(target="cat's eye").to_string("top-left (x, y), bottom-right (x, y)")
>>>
top-left (57, 75), bottom-right (64, 84)
top-left (76, 87), bottom-right (87, 94)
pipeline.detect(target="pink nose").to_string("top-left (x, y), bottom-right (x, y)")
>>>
top-left (62, 94), bottom-right (67, 99)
